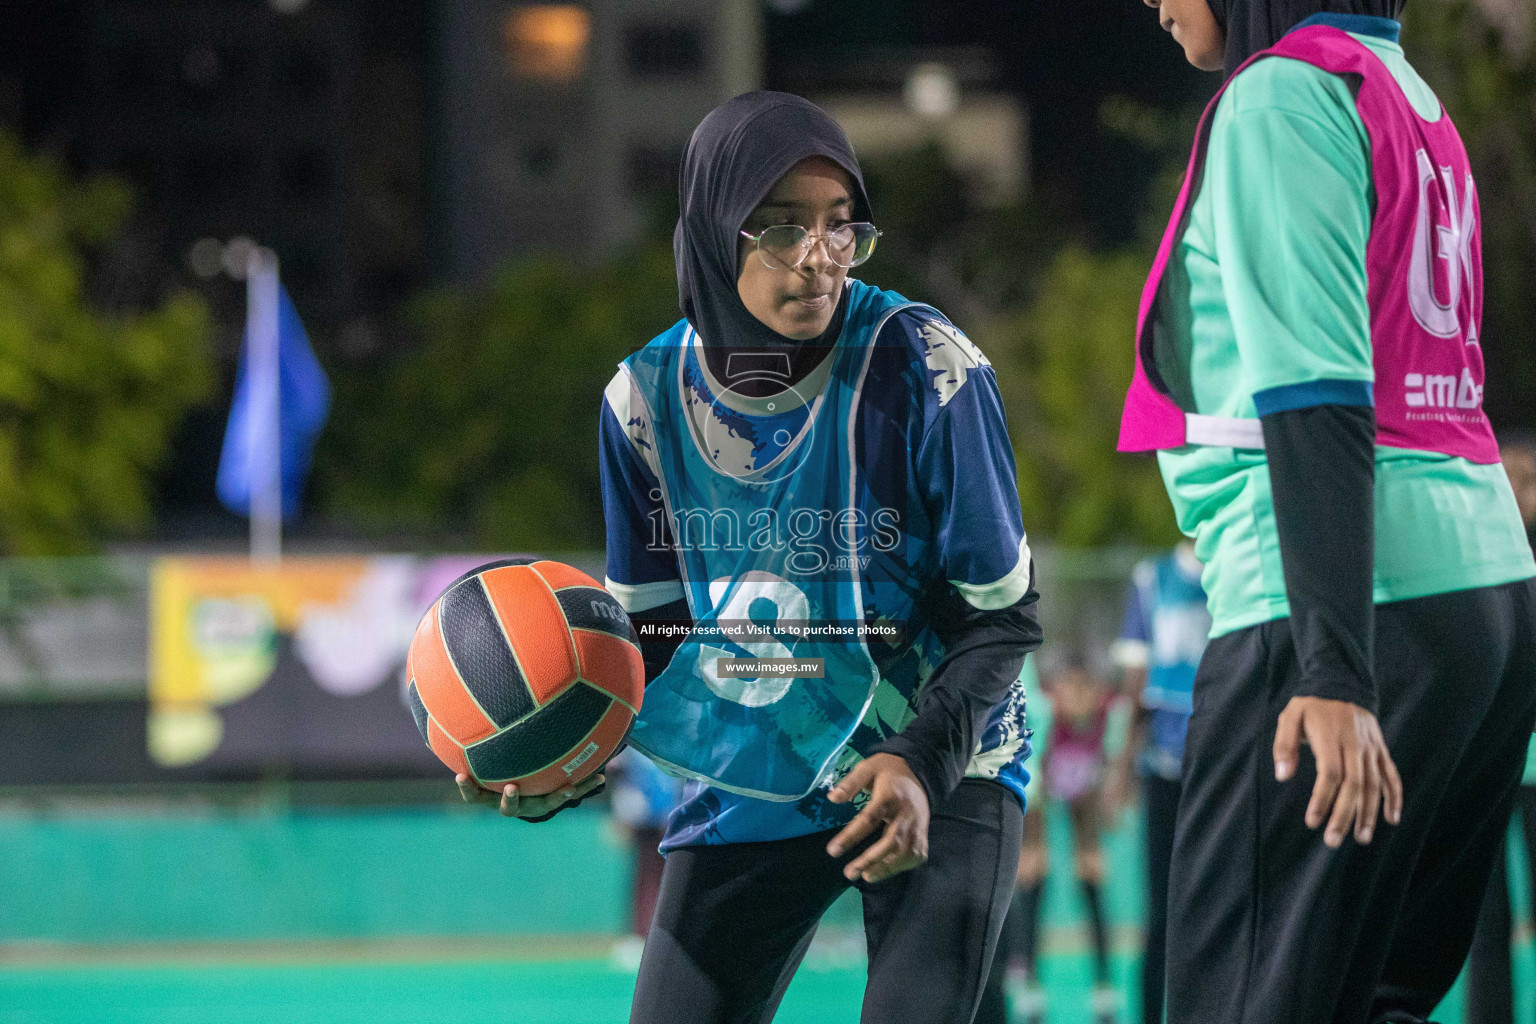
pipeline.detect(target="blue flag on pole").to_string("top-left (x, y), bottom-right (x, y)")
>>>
top-left (216, 271), bottom-right (330, 521)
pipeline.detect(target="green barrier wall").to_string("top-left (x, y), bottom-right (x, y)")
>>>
top-left (2, 797), bottom-right (1532, 1024)
top-left (0, 805), bottom-right (629, 943)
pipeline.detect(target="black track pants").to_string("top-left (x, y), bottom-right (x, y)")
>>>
top-left (629, 779), bottom-right (1024, 1024)
top-left (1165, 579), bottom-right (1536, 1024)
top-left (1142, 771), bottom-right (1181, 1024)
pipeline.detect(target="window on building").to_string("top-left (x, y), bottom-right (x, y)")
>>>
top-left (624, 23), bottom-right (704, 78)
top-left (174, 41), bottom-right (257, 109)
top-left (181, 146), bottom-right (254, 201)
top-left (503, 5), bottom-right (591, 83)
top-left (109, 41), bottom-right (162, 97)
top-left (277, 39), bottom-right (334, 103)
top-left (521, 142), bottom-right (560, 180)
top-left (626, 142), bottom-right (683, 197)
top-left (280, 148), bottom-right (333, 201)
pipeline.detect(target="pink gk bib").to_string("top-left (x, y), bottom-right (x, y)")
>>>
top-left (1118, 25), bottom-right (1499, 465)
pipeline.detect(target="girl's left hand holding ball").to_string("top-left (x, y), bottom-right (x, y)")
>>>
top-left (455, 773), bottom-right (607, 823)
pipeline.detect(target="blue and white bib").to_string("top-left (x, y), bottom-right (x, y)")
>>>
top-left (602, 279), bottom-right (1035, 847)
top-left (621, 283), bottom-right (924, 800)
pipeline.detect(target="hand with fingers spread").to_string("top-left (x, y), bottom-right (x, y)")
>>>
top-left (455, 773), bottom-right (607, 823)
top-left (824, 753), bottom-right (930, 883)
top-left (1272, 697), bottom-right (1403, 848)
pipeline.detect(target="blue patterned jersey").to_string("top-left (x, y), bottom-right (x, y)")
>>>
top-left (1114, 548), bottom-right (1210, 780)
top-left (600, 281), bottom-right (1033, 850)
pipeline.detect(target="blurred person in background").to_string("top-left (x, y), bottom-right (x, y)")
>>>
top-left (1041, 660), bottom-right (1119, 1024)
top-left (1125, 0), bottom-right (1536, 1020)
top-left (980, 659), bottom-right (1119, 1024)
top-left (1465, 429), bottom-right (1536, 1024)
top-left (607, 747), bottom-right (686, 962)
top-left (977, 658), bottom-right (1050, 1024)
top-left (1105, 543), bottom-right (1209, 1024)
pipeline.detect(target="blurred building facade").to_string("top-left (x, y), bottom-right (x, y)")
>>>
top-left (76, 0), bottom-right (432, 344)
top-left (437, 0), bottom-right (764, 283)
top-left (777, 48), bottom-right (1029, 208)
top-left (1473, 0), bottom-right (1532, 54)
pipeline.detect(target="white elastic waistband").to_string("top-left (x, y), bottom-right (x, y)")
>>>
top-left (1185, 413), bottom-right (1265, 450)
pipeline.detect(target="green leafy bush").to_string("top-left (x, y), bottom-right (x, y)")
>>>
top-left (319, 247), bottom-right (679, 549)
top-left (0, 131), bottom-right (212, 554)
top-left (991, 246), bottom-right (1181, 548)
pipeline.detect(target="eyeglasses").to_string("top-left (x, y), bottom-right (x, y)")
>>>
top-left (739, 222), bottom-right (882, 271)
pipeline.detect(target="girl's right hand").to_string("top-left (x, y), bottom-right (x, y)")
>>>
top-left (455, 773), bottom-right (606, 821)
top-left (1272, 697), bottom-right (1402, 847)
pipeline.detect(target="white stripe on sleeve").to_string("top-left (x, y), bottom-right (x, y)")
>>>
top-left (605, 369), bottom-right (663, 480)
top-left (950, 535), bottom-right (1034, 612)
top-left (605, 576), bottom-right (685, 614)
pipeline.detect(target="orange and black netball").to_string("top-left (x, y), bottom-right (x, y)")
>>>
top-left (406, 560), bottom-right (644, 796)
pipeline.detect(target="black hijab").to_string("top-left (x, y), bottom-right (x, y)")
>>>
top-left (1207, 0), bottom-right (1406, 73)
top-left (674, 91), bottom-right (871, 352)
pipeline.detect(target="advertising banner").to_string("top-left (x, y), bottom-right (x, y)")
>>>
top-left (147, 555), bottom-right (548, 772)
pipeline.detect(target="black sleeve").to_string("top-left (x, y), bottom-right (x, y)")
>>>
top-left (1260, 403), bottom-right (1377, 712)
top-left (871, 564), bottom-right (1043, 807)
top-left (628, 597), bottom-right (693, 685)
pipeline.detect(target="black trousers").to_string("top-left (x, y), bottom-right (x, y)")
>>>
top-left (974, 872), bottom-right (1024, 1024)
top-left (1166, 579), bottom-right (1536, 1024)
top-left (1142, 771), bottom-right (1181, 1024)
top-left (1464, 784), bottom-right (1536, 1024)
top-left (629, 779), bottom-right (1024, 1024)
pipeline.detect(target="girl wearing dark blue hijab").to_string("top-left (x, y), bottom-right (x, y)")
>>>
top-left (674, 91), bottom-right (871, 355)
top-left (601, 92), bottom-right (1042, 1023)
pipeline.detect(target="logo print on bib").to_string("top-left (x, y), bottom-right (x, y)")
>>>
top-left (1408, 149), bottom-right (1478, 345)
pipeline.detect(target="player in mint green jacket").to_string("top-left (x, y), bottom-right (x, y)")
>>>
top-left (1130, 1), bottom-right (1536, 1021)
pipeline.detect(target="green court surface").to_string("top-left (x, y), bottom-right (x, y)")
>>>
top-left (0, 946), bottom-right (1516, 1024)
top-left (1, 798), bottom-right (1531, 1023)
top-left (0, 945), bottom-right (1126, 1024)
top-left (2, 956), bottom-right (832, 1024)
top-left (0, 955), bottom-right (841, 1024)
